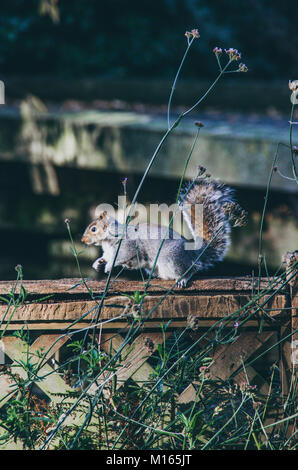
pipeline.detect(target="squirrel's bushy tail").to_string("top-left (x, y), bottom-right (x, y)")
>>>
top-left (179, 171), bottom-right (246, 269)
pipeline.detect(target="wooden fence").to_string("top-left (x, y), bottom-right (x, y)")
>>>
top-left (0, 254), bottom-right (297, 448)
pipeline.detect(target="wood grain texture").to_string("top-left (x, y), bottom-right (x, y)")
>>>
top-left (1, 336), bottom-right (73, 403)
top-left (209, 331), bottom-right (276, 381)
top-left (0, 277), bottom-right (287, 296)
top-left (98, 332), bottom-right (167, 389)
top-left (0, 277), bottom-right (288, 326)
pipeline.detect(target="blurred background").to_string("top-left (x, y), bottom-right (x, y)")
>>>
top-left (0, 0), bottom-right (297, 280)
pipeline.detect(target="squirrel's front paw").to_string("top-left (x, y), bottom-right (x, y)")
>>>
top-left (176, 278), bottom-right (189, 289)
top-left (92, 257), bottom-right (105, 272)
top-left (104, 263), bottom-right (112, 274)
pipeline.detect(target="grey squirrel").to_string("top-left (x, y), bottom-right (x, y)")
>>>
top-left (81, 168), bottom-right (246, 287)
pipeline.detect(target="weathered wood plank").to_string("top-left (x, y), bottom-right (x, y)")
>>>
top-left (0, 333), bottom-right (70, 408)
top-left (280, 251), bottom-right (297, 402)
top-left (89, 332), bottom-right (167, 394)
top-left (27, 333), bottom-right (70, 362)
top-left (0, 320), bottom-right (279, 331)
top-left (0, 374), bottom-right (17, 408)
top-left (233, 365), bottom-right (270, 394)
top-left (0, 277), bottom-right (287, 296)
top-left (177, 383), bottom-right (198, 404)
top-left (1, 336), bottom-right (73, 404)
top-left (287, 252), bottom-right (298, 371)
top-left (0, 294), bottom-right (287, 324)
top-left (209, 331), bottom-right (276, 381)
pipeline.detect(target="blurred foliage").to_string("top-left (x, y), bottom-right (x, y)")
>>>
top-left (0, 0), bottom-right (296, 79)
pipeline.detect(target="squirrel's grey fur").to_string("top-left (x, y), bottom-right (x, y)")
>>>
top-left (81, 173), bottom-right (246, 288)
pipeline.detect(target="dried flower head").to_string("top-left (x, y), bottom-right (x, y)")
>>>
top-left (238, 63), bottom-right (248, 73)
top-left (213, 405), bottom-right (223, 416)
top-left (195, 121), bottom-right (204, 128)
top-left (199, 366), bottom-right (209, 373)
top-left (64, 218), bottom-right (70, 225)
top-left (289, 80), bottom-right (298, 92)
top-left (185, 31), bottom-right (192, 39)
top-left (213, 46), bottom-right (223, 56)
top-left (224, 48), bottom-right (241, 61)
top-left (199, 366), bottom-right (210, 379)
top-left (191, 29), bottom-right (200, 38)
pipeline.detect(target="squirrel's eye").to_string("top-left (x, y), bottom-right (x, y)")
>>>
top-left (91, 226), bottom-right (97, 233)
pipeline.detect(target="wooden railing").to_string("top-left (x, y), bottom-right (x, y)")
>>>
top-left (0, 265), bottom-right (297, 448)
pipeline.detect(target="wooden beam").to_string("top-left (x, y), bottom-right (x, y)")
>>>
top-left (0, 278), bottom-right (288, 328)
top-left (0, 277), bottom-right (287, 296)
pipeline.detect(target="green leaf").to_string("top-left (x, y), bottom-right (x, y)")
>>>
top-left (134, 291), bottom-right (140, 303)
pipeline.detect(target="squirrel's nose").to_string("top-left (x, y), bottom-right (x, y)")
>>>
top-left (81, 235), bottom-right (87, 243)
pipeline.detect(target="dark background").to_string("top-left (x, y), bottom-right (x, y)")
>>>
top-left (0, 0), bottom-right (296, 80)
top-left (0, 0), bottom-right (297, 281)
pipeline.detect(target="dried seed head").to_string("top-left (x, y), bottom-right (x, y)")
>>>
top-left (64, 218), bottom-right (70, 225)
top-left (289, 80), bottom-right (298, 92)
top-left (195, 121), bottom-right (204, 128)
top-left (199, 366), bottom-right (210, 377)
top-left (213, 46), bottom-right (223, 56)
top-left (185, 31), bottom-right (192, 39)
top-left (213, 405), bottom-right (223, 416)
top-left (224, 48), bottom-right (241, 61)
top-left (191, 28), bottom-right (200, 38)
top-left (238, 63), bottom-right (248, 73)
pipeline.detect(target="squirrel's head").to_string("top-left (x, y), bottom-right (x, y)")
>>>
top-left (81, 211), bottom-right (109, 246)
